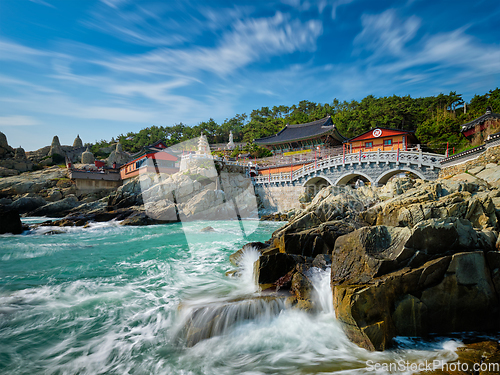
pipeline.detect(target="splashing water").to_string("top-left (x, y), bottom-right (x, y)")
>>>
top-left (309, 267), bottom-right (334, 315)
top-left (237, 245), bottom-right (262, 294)
top-left (0, 219), bottom-right (464, 374)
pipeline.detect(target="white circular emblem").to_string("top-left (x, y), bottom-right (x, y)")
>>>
top-left (372, 129), bottom-right (382, 137)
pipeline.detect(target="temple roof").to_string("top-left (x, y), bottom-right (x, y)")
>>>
top-left (461, 107), bottom-right (500, 133)
top-left (254, 116), bottom-right (346, 145)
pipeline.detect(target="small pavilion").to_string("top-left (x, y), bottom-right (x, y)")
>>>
top-left (461, 106), bottom-right (500, 140)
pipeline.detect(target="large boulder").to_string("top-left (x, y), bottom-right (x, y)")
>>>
top-left (0, 207), bottom-right (23, 234)
top-left (257, 253), bottom-right (305, 285)
top-left (331, 218), bottom-right (500, 351)
top-left (9, 196), bottom-right (47, 214)
top-left (277, 220), bottom-right (358, 258)
top-left (29, 196), bottom-right (79, 217)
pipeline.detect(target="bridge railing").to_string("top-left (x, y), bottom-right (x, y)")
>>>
top-left (253, 150), bottom-right (444, 185)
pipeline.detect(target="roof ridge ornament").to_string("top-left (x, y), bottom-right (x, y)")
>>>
top-left (486, 106), bottom-right (493, 114)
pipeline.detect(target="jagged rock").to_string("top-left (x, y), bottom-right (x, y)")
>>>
top-left (0, 207), bottom-right (23, 234)
top-left (276, 220), bottom-right (358, 258)
top-left (29, 196), bottom-right (79, 217)
top-left (9, 196), bottom-right (47, 213)
top-left (46, 189), bottom-right (63, 202)
top-left (120, 212), bottom-right (161, 226)
top-left (290, 271), bottom-right (313, 301)
top-left (0, 131), bottom-right (10, 150)
top-left (0, 166), bottom-right (18, 177)
top-left (257, 253), bottom-right (305, 285)
top-left (311, 254), bottom-right (332, 269)
top-left (476, 163), bottom-right (500, 185)
top-left (331, 225), bottom-right (412, 285)
top-left (331, 218), bottom-right (500, 351)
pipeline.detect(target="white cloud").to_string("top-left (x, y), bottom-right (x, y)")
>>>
top-left (355, 9), bottom-right (421, 55)
top-left (0, 115), bottom-right (39, 126)
top-left (96, 12), bottom-right (322, 77)
top-left (281, 0), bottom-right (356, 19)
top-left (0, 39), bottom-right (48, 63)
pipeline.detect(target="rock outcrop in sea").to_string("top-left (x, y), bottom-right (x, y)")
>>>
top-left (232, 169), bottom-right (500, 351)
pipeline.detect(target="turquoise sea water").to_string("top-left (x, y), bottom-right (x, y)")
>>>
top-left (1, 219), bottom-right (461, 374)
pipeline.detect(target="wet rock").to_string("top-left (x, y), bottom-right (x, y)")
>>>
top-left (277, 220), bottom-right (358, 258)
top-left (29, 196), bottom-right (79, 217)
top-left (421, 341), bottom-right (500, 375)
top-left (179, 296), bottom-right (287, 347)
top-left (331, 225), bottom-right (412, 285)
top-left (0, 207), bottom-right (23, 234)
top-left (332, 249), bottom-right (500, 351)
top-left (257, 253), bottom-right (304, 285)
top-left (229, 242), bottom-right (269, 267)
top-left (200, 226), bottom-right (215, 232)
top-left (9, 196), bottom-right (47, 214)
top-left (120, 212), bottom-right (160, 226)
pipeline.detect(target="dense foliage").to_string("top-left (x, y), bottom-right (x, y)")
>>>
top-left (92, 88), bottom-right (500, 157)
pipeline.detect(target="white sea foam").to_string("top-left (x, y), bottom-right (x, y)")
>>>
top-left (0, 220), bottom-right (474, 375)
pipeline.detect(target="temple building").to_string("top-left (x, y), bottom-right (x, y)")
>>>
top-left (460, 106), bottom-right (500, 140)
top-left (120, 141), bottom-right (179, 181)
top-left (344, 127), bottom-right (419, 153)
top-left (254, 116), bottom-right (346, 154)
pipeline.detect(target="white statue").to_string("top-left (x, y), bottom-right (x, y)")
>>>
top-left (227, 130), bottom-right (235, 150)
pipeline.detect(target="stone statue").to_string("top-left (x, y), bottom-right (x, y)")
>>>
top-left (227, 131), bottom-right (235, 150)
top-left (14, 147), bottom-right (26, 159)
top-left (107, 141), bottom-right (129, 166)
top-left (73, 134), bottom-right (83, 149)
top-left (81, 147), bottom-right (95, 164)
top-left (49, 135), bottom-right (65, 157)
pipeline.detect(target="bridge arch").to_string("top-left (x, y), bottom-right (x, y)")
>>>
top-left (302, 176), bottom-right (333, 197)
top-left (334, 172), bottom-right (374, 186)
top-left (302, 176), bottom-right (334, 188)
top-left (375, 167), bottom-right (427, 185)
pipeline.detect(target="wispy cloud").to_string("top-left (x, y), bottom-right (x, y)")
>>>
top-left (96, 12), bottom-right (322, 76)
top-left (0, 115), bottom-right (39, 126)
top-left (281, 0), bottom-right (357, 19)
top-left (354, 9), bottom-right (421, 56)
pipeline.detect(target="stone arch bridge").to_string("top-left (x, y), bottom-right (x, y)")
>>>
top-left (252, 150), bottom-right (444, 189)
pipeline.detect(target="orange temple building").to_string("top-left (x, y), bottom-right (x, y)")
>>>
top-left (344, 127), bottom-right (419, 153)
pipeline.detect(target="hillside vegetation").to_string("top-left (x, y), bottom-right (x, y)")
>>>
top-left (92, 88), bottom-right (500, 157)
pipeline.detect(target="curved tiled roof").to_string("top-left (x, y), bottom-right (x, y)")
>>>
top-left (254, 116), bottom-right (345, 145)
top-left (461, 108), bottom-right (500, 132)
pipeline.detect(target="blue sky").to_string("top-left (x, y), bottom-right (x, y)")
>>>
top-left (1, 0), bottom-right (499, 151)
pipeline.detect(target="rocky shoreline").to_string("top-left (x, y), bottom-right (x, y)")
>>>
top-left (3, 150), bottom-right (500, 360)
top-left (0, 161), bottom-right (260, 233)
top-left (229, 167), bottom-right (500, 352)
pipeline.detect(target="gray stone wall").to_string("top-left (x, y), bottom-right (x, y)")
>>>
top-left (255, 184), bottom-right (305, 213)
